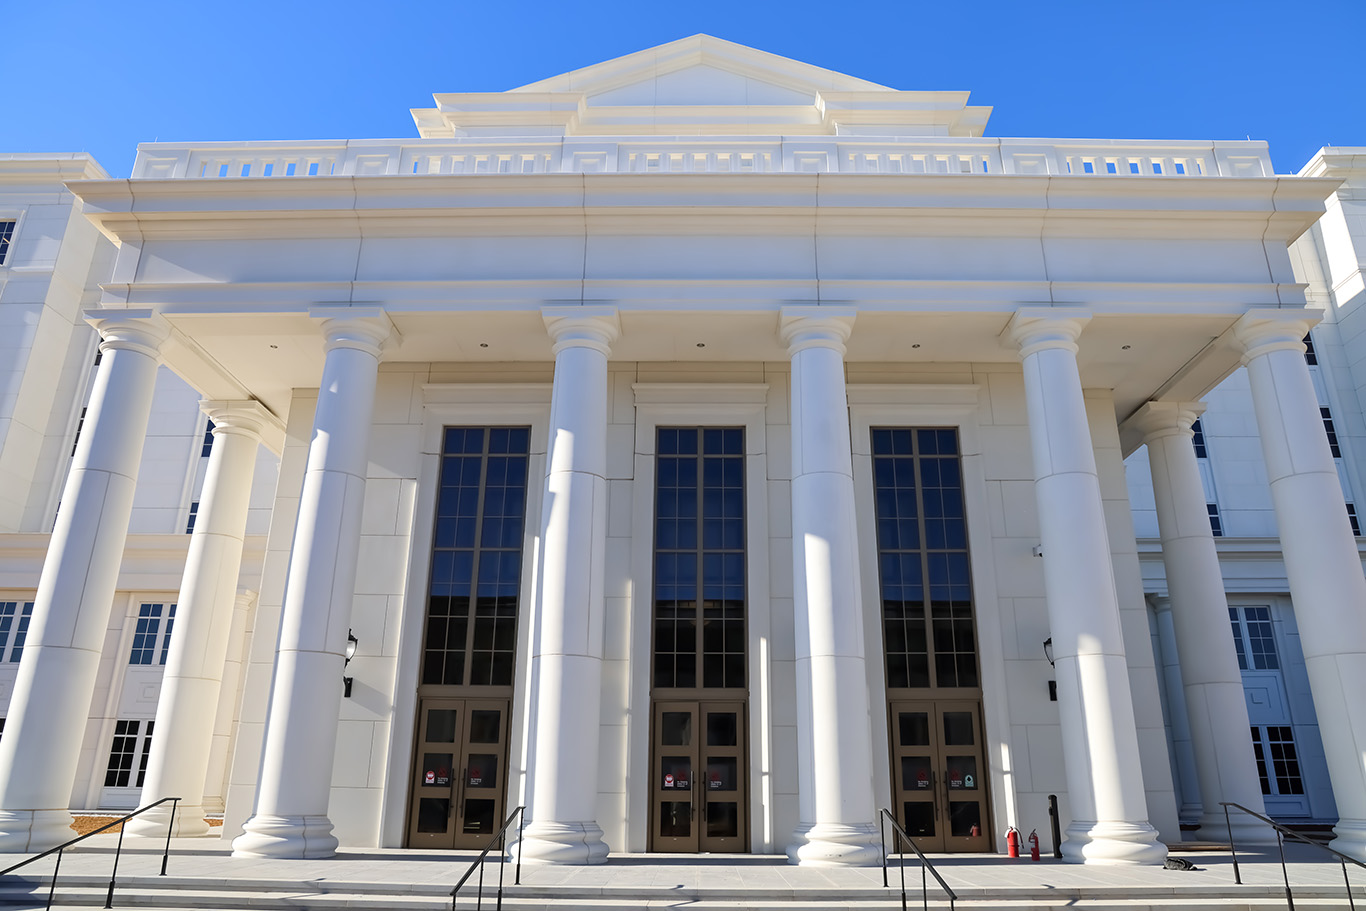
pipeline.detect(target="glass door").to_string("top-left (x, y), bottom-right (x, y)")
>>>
top-left (407, 697), bottom-right (509, 849)
top-left (889, 700), bottom-right (989, 853)
top-left (650, 701), bottom-right (747, 852)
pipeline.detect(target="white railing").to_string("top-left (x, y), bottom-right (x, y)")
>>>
top-left (132, 137), bottom-right (1272, 179)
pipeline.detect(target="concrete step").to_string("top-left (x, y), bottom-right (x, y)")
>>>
top-left (0, 875), bottom-right (1358, 911)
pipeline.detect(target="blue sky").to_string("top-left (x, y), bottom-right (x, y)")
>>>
top-left (6, 1), bottom-right (1363, 177)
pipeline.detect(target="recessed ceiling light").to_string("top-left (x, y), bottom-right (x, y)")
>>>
top-left (911, 343), bottom-right (921, 349)
top-left (696, 343), bottom-right (706, 348)
top-left (1122, 345), bottom-right (1131, 350)
top-left (269, 344), bottom-right (279, 349)
top-left (479, 343), bottom-right (489, 348)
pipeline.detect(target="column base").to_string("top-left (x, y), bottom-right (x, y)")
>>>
top-left (512, 821), bottom-right (608, 864)
top-left (125, 804), bottom-right (211, 839)
top-left (1060, 820), bottom-right (1167, 865)
top-left (0, 810), bottom-right (76, 853)
top-left (231, 814), bottom-right (338, 858)
top-left (786, 822), bottom-right (883, 866)
top-left (1191, 814), bottom-right (1276, 847)
top-left (1329, 819), bottom-right (1366, 863)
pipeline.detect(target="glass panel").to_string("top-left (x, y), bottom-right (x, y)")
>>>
top-left (948, 801), bottom-right (981, 837)
top-left (417, 798), bottom-right (449, 833)
top-left (468, 710), bottom-right (500, 743)
top-left (946, 755), bottom-right (978, 791)
top-left (427, 709), bottom-right (458, 743)
top-left (422, 753), bottom-right (453, 787)
top-left (898, 712), bottom-right (930, 746)
top-left (706, 756), bottom-right (737, 791)
top-left (903, 801), bottom-right (934, 837)
top-left (661, 712), bottom-right (692, 746)
top-left (463, 798), bottom-right (496, 834)
top-left (707, 802), bottom-right (739, 837)
top-left (901, 756), bottom-right (933, 791)
top-left (660, 801), bottom-right (691, 837)
top-left (943, 711), bottom-right (975, 746)
top-left (706, 712), bottom-right (738, 746)
top-left (466, 754), bottom-right (498, 789)
top-left (661, 756), bottom-right (692, 790)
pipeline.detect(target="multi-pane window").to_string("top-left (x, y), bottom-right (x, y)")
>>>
top-left (185, 502), bottom-right (199, 534)
top-left (1250, 726), bottom-right (1304, 796)
top-left (1207, 503), bottom-right (1223, 537)
top-left (1322, 408), bottom-right (1342, 458)
top-left (71, 407), bottom-right (87, 458)
top-left (423, 427), bottom-right (530, 688)
top-left (0, 601), bottom-right (35, 663)
top-left (873, 429), bottom-right (978, 690)
top-left (1303, 333), bottom-right (1317, 366)
top-left (0, 221), bottom-right (14, 266)
top-left (1190, 419), bottom-right (1208, 459)
top-left (1229, 606), bottom-right (1278, 671)
top-left (652, 428), bottom-right (746, 691)
top-left (104, 720), bottom-right (154, 788)
top-left (1349, 504), bottom-right (1361, 537)
top-left (201, 420), bottom-right (215, 458)
top-left (128, 603), bottom-right (176, 665)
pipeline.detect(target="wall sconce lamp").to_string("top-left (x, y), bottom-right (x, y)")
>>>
top-left (343, 629), bottom-right (359, 698)
top-left (1043, 637), bottom-right (1057, 702)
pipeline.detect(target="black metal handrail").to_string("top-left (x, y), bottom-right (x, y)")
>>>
top-left (0, 796), bottom-right (180, 910)
top-left (450, 805), bottom-right (525, 910)
top-left (1222, 801), bottom-right (1364, 910)
top-left (879, 807), bottom-right (957, 911)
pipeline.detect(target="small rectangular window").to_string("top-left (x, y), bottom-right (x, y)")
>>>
top-left (72, 407), bottom-right (87, 457)
top-left (1348, 504), bottom-right (1360, 537)
top-left (201, 420), bottom-right (215, 458)
top-left (186, 501), bottom-right (199, 534)
top-left (104, 720), bottom-right (141, 787)
top-left (1191, 419), bottom-right (1208, 459)
top-left (1322, 408), bottom-right (1342, 458)
top-left (129, 603), bottom-right (163, 665)
top-left (1304, 333), bottom-right (1317, 366)
top-left (0, 220), bottom-right (14, 266)
top-left (1207, 503), bottom-right (1223, 537)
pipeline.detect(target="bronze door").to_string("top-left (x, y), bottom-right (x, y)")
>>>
top-left (889, 700), bottom-right (989, 853)
top-left (650, 701), bottom-right (747, 852)
top-left (406, 697), bottom-right (510, 848)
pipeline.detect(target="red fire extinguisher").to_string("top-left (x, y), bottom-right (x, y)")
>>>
top-left (1028, 829), bottom-right (1041, 861)
top-left (1006, 826), bottom-right (1020, 858)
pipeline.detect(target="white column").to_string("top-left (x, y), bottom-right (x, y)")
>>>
top-left (126, 402), bottom-right (272, 839)
top-left (1131, 402), bottom-right (1269, 844)
top-left (1232, 310), bottom-right (1366, 861)
top-left (1150, 599), bottom-right (1204, 826)
top-left (780, 308), bottom-right (881, 867)
top-left (1009, 309), bottom-right (1166, 865)
top-left (514, 307), bottom-right (618, 865)
top-left (232, 313), bottom-right (390, 859)
top-left (0, 311), bottom-right (168, 852)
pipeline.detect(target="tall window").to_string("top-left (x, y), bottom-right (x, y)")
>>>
top-left (0, 221), bottom-right (14, 266)
top-left (1190, 419), bottom-right (1208, 459)
top-left (872, 429), bottom-right (978, 690)
top-left (1303, 333), bottom-right (1317, 366)
top-left (201, 420), bottom-right (215, 458)
top-left (104, 720), bottom-right (154, 788)
top-left (1322, 408), bottom-right (1342, 458)
top-left (652, 428), bottom-right (746, 690)
top-left (0, 601), bottom-right (35, 663)
top-left (422, 427), bottom-right (530, 688)
top-left (128, 603), bottom-right (176, 665)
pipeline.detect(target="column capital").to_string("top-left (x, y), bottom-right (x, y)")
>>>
top-left (1124, 401), bottom-right (1207, 446)
top-left (543, 307), bottom-right (620, 356)
top-left (200, 400), bottom-right (282, 446)
top-left (779, 307), bottom-right (856, 357)
top-left (1007, 307), bottom-right (1092, 359)
top-left (84, 308), bottom-right (171, 359)
top-left (1230, 310), bottom-right (1320, 364)
top-left (309, 308), bottom-right (398, 359)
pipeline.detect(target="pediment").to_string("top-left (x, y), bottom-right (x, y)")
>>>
top-left (511, 34), bottom-right (891, 105)
top-left (414, 35), bottom-right (990, 139)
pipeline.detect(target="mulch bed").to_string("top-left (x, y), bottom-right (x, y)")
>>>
top-left (69, 816), bottom-right (223, 836)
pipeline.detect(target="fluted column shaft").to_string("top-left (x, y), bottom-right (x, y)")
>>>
top-left (0, 312), bottom-right (169, 852)
top-left (1131, 402), bottom-right (1269, 843)
top-left (515, 308), bottom-right (618, 865)
top-left (781, 308), bottom-right (881, 866)
top-left (232, 315), bottom-right (390, 859)
top-left (1233, 311), bottom-right (1366, 861)
top-left (1009, 309), bottom-right (1166, 865)
top-left (127, 402), bottom-right (271, 839)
